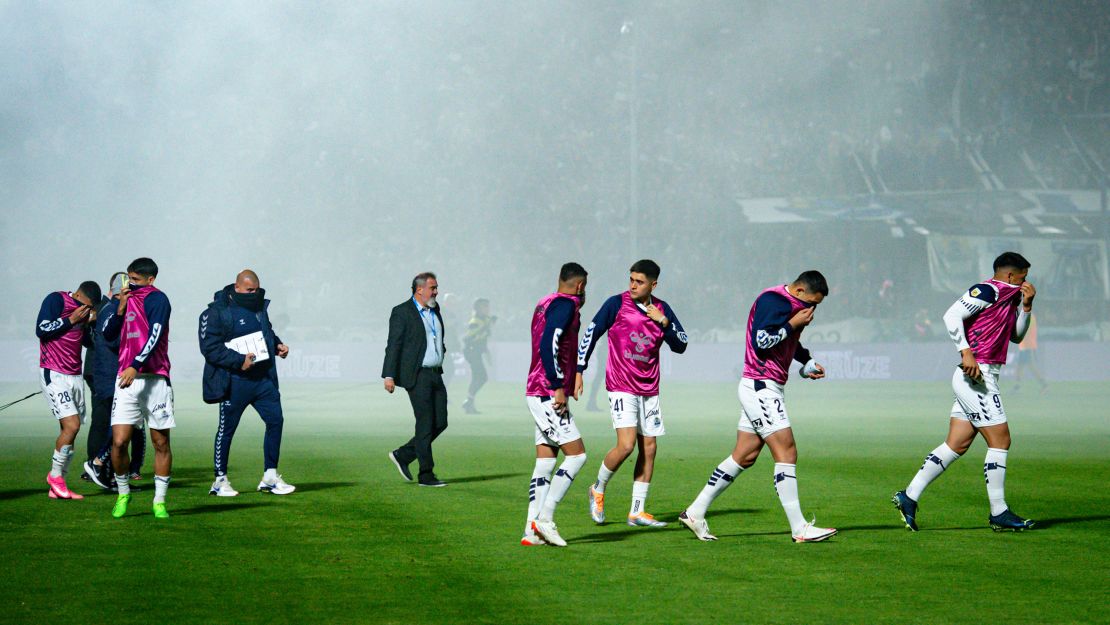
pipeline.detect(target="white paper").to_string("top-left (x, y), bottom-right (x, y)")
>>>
top-left (224, 331), bottom-right (270, 362)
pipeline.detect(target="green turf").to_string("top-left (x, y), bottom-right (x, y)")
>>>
top-left (0, 379), bottom-right (1107, 625)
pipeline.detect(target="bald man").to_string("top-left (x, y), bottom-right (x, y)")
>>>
top-left (199, 270), bottom-right (294, 496)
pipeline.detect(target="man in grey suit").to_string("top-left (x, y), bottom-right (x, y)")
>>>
top-left (383, 272), bottom-right (448, 487)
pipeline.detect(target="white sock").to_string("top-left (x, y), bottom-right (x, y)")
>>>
top-left (687, 455), bottom-right (744, 518)
top-left (773, 463), bottom-right (806, 535)
top-left (594, 462), bottom-right (615, 494)
top-left (50, 447), bottom-right (69, 478)
top-left (629, 481), bottom-right (651, 516)
top-left (264, 468), bottom-right (279, 482)
top-left (525, 458), bottom-right (557, 534)
top-left (59, 445), bottom-right (75, 477)
top-left (984, 448), bottom-right (1009, 516)
top-left (906, 443), bottom-right (961, 501)
top-left (115, 473), bottom-right (130, 496)
top-left (538, 453), bottom-right (587, 521)
top-left (153, 475), bottom-right (171, 504)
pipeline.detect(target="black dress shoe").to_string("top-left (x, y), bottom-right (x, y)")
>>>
top-left (418, 478), bottom-right (447, 488)
top-left (388, 451), bottom-right (414, 482)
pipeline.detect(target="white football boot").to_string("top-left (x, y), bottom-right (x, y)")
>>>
top-left (792, 518), bottom-right (837, 543)
top-left (679, 510), bottom-right (718, 541)
top-left (530, 519), bottom-right (568, 547)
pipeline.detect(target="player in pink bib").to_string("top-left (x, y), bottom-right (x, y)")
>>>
top-left (37, 280), bottom-right (102, 500)
top-left (679, 271), bottom-right (837, 543)
top-left (893, 252), bottom-right (1037, 532)
top-left (100, 258), bottom-right (175, 519)
top-left (577, 260), bottom-right (688, 528)
top-left (522, 262), bottom-right (589, 547)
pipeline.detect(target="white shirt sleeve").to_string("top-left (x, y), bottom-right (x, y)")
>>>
top-left (942, 293), bottom-right (992, 352)
top-left (1010, 308), bottom-right (1031, 344)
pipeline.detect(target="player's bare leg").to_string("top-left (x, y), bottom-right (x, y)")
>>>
top-left (944, 418), bottom-right (979, 454)
top-left (632, 434), bottom-right (656, 483)
top-left (601, 427), bottom-right (638, 475)
top-left (47, 414), bottom-right (83, 499)
top-left (54, 414), bottom-right (80, 453)
top-left (149, 428), bottom-right (172, 518)
top-left (110, 424), bottom-right (134, 517)
top-left (627, 434), bottom-right (664, 526)
top-left (532, 438), bottom-right (586, 547)
top-left (681, 431), bottom-right (763, 540)
top-left (765, 428), bottom-right (835, 542)
top-left (110, 424), bottom-right (134, 489)
top-left (589, 427), bottom-right (637, 523)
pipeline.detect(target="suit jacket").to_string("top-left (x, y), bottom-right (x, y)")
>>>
top-left (382, 298), bottom-right (446, 390)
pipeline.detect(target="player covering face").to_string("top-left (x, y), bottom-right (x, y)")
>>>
top-left (37, 279), bottom-right (101, 500)
top-left (679, 271), bottom-right (837, 543)
top-left (893, 252), bottom-right (1037, 532)
top-left (522, 263), bottom-right (589, 547)
top-left (100, 258), bottom-right (176, 519)
top-left (576, 260), bottom-right (688, 529)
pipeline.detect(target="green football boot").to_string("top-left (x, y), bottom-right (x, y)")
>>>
top-left (111, 494), bottom-right (131, 518)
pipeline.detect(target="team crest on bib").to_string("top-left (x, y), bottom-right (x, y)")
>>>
top-left (970, 287), bottom-right (981, 297)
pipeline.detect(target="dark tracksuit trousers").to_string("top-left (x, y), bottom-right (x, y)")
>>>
top-left (394, 368), bottom-right (448, 482)
top-left (464, 347), bottom-right (487, 399)
top-left (213, 374), bottom-right (284, 477)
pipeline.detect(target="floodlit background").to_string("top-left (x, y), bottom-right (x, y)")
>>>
top-left (2, 0), bottom-right (1107, 377)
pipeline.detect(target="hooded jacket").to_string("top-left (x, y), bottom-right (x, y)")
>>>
top-left (84, 295), bottom-right (122, 400)
top-left (198, 285), bottom-right (282, 404)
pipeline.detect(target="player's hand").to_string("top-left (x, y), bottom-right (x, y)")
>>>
top-left (242, 353), bottom-right (256, 370)
top-left (960, 350), bottom-right (982, 382)
top-left (68, 304), bottom-right (91, 325)
top-left (789, 306), bottom-right (815, 329)
top-left (573, 372), bottom-right (583, 400)
top-left (117, 283), bottom-right (131, 315)
top-left (118, 367), bottom-right (137, 389)
top-left (276, 343), bottom-right (289, 358)
top-left (553, 388), bottom-right (568, 415)
top-left (804, 362), bottom-right (826, 380)
top-left (644, 304), bottom-right (668, 327)
top-left (384, 378), bottom-right (396, 393)
top-left (1020, 281), bottom-right (1036, 311)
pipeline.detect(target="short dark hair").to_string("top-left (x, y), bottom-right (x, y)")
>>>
top-left (411, 271), bottom-right (437, 293)
top-left (127, 257), bottom-right (159, 278)
top-left (629, 259), bottom-right (661, 281)
top-left (793, 270), bottom-right (829, 296)
top-left (993, 251), bottom-right (1031, 272)
top-left (559, 262), bottom-right (588, 283)
top-left (77, 281), bottom-right (102, 303)
top-left (473, 298), bottom-right (490, 308)
top-left (108, 272), bottom-right (127, 295)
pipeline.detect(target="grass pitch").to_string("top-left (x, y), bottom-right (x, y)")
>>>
top-left (0, 378), bottom-right (1107, 625)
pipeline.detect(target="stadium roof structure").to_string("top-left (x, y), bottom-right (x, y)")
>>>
top-left (738, 189), bottom-right (1108, 239)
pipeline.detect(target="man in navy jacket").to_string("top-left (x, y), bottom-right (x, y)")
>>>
top-left (199, 269), bottom-right (293, 497)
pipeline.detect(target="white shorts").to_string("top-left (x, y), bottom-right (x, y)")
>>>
top-left (608, 392), bottom-right (665, 437)
top-left (111, 375), bottom-right (175, 430)
top-left (737, 377), bottom-right (792, 438)
top-left (39, 368), bottom-right (86, 422)
top-left (950, 364), bottom-right (1008, 426)
top-left (528, 395), bottom-right (581, 447)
